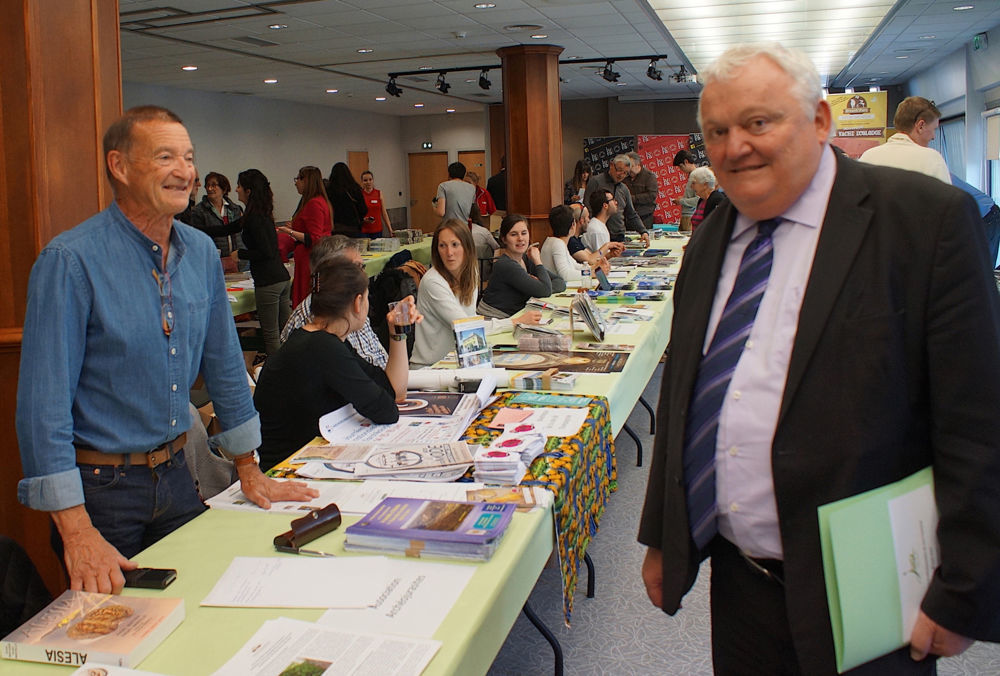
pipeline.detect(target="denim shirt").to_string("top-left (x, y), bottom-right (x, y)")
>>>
top-left (16, 202), bottom-right (260, 512)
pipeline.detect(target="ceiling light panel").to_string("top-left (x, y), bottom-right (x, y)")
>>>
top-left (649, 0), bottom-right (895, 81)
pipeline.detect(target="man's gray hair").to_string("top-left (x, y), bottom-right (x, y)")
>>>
top-left (689, 166), bottom-right (717, 189)
top-left (612, 154), bottom-right (632, 168)
top-left (697, 43), bottom-right (826, 130)
top-left (310, 234), bottom-right (360, 270)
top-left (626, 151), bottom-right (642, 166)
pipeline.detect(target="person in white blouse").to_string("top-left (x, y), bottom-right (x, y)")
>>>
top-left (411, 219), bottom-right (542, 367)
top-left (541, 205), bottom-right (608, 284)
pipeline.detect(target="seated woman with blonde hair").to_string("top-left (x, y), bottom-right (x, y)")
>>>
top-left (412, 219), bottom-right (540, 367)
top-left (254, 258), bottom-right (420, 469)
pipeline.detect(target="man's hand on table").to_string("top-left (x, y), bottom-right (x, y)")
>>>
top-left (52, 505), bottom-right (136, 594)
top-left (639, 232), bottom-right (651, 247)
top-left (236, 462), bottom-right (319, 509)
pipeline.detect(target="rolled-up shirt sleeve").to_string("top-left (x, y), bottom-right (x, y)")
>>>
top-left (17, 247), bottom-right (90, 511)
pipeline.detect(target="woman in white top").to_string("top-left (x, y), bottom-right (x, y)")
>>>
top-left (412, 220), bottom-right (542, 367)
top-left (541, 204), bottom-right (608, 284)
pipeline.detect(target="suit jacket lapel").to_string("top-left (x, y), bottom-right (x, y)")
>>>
top-left (779, 153), bottom-right (874, 424)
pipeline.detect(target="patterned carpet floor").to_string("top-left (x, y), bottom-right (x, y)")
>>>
top-left (487, 364), bottom-right (1000, 675)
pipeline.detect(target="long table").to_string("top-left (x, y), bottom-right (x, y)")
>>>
top-left (0, 507), bottom-right (553, 675)
top-left (228, 239), bottom-right (433, 316)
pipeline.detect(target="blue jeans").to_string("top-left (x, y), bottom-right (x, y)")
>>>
top-left (72, 449), bottom-right (207, 559)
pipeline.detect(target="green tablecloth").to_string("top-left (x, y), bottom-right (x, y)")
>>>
top-left (0, 507), bottom-right (553, 676)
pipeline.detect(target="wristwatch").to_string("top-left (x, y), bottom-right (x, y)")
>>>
top-left (390, 332), bottom-right (407, 342)
top-left (233, 450), bottom-right (260, 467)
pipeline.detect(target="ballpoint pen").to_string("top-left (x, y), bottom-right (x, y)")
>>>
top-left (274, 545), bottom-right (336, 557)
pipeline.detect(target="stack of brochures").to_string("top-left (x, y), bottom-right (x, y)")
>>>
top-left (473, 429), bottom-right (547, 483)
top-left (511, 369), bottom-right (578, 391)
top-left (344, 497), bottom-right (516, 561)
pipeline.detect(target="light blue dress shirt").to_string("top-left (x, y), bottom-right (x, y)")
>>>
top-left (705, 146), bottom-right (838, 560)
top-left (17, 202), bottom-right (260, 511)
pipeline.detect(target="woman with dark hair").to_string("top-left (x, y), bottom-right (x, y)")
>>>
top-left (231, 169), bottom-right (291, 355)
top-left (479, 213), bottom-right (565, 318)
top-left (253, 258), bottom-right (419, 470)
top-left (564, 160), bottom-right (592, 205)
top-left (327, 162), bottom-right (367, 237)
top-left (412, 220), bottom-right (540, 366)
top-left (189, 171), bottom-right (245, 271)
top-left (278, 166), bottom-right (332, 307)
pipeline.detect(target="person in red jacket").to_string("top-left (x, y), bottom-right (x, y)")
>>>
top-left (360, 170), bottom-right (392, 238)
top-left (466, 171), bottom-right (495, 227)
top-left (278, 166), bottom-right (331, 306)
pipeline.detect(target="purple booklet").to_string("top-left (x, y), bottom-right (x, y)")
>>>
top-left (346, 498), bottom-right (515, 544)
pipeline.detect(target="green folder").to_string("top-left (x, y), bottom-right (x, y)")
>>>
top-left (818, 466), bottom-right (935, 673)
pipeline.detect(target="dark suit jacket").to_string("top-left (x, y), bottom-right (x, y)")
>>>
top-left (638, 151), bottom-right (1000, 674)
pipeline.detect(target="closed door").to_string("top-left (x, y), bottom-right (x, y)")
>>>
top-left (458, 150), bottom-right (486, 183)
top-left (347, 151), bottom-right (369, 181)
top-left (408, 152), bottom-right (448, 233)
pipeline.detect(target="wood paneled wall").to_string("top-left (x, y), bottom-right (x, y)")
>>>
top-left (1, 0), bottom-right (122, 595)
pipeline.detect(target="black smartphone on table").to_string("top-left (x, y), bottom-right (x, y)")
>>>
top-left (124, 567), bottom-right (177, 589)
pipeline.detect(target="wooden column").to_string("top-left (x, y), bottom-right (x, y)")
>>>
top-left (497, 44), bottom-right (564, 240)
top-left (0, 0), bottom-right (122, 595)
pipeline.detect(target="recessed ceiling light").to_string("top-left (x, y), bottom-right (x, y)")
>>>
top-left (919, 34), bottom-right (936, 40)
top-left (953, 5), bottom-right (974, 10)
top-left (418, 65), bottom-right (433, 70)
top-left (465, 78), bottom-right (476, 83)
top-left (375, 96), bottom-right (387, 101)
top-left (615, 82), bottom-right (627, 86)
top-left (358, 48), bottom-right (374, 54)
top-left (895, 55), bottom-right (909, 59)
top-left (263, 78), bottom-right (278, 83)
top-left (326, 88), bottom-right (339, 93)
top-left (268, 24), bottom-right (287, 30)
top-left (181, 65), bottom-right (198, 71)
top-left (446, 108), bottom-right (456, 113)
top-left (531, 34), bottom-right (548, 39)
top-left (414, 103), bottom-right (425, 108)
top-left (474, 2), bottom-right (496, 8)
top-left (504, 24), bottom-right (543, 32)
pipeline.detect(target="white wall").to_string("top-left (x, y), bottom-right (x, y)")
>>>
top-left (398, 111), bottom-right (488, 163)
top-left (906, 27), bottom-right (1000, 187)
top-left (124, 82), bottom-right (405, 220)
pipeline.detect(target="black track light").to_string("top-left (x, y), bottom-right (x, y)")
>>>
top-left (385, 77), bottom-right (402, 97)
top-left (601, 60), bottom-right (620, 83)
top-left (672, 65), bottom-right (690, 83)
top-left (478, 69), bottom-right (491, 90)
top-left (436, 72), bottom-right (451, 94)
top-left (646, 59), bottom-right (663, 81)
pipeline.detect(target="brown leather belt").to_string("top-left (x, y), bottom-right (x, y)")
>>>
top-left (75, 433), bottom-right (187, 469)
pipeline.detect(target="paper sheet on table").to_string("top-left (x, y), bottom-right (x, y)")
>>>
top-left (319, 402), bottom-right (477, 445)
top-left (606, 322), bottom-right (640, 335)
top-left (487, 406), bottom-right (589, 436)
top-left (318, 559), bottom-right (476, 638)
top-left (201, 556), bottom-right (388, 609)
top-left (487, 407), bottom-right (533, 429)
top-left (818, 467), bottom-right (937, 673)
top-left (206, 479), bottom-right (351, 514)
top-left (212, 617), bottom-right (440, 676)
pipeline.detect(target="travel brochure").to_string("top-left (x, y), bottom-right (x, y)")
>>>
top-left (492, 350), bottom-right (629, 373)
top-left (452, 315), bottom-right (492, 369)
top-left (318, 395), bottom-right (481, 446)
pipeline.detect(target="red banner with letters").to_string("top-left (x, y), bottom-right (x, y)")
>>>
top-left (635, 135), bottom-right (690, 225)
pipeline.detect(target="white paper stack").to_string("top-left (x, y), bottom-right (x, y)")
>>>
top-left (473, 445), bottom-right (527, 484)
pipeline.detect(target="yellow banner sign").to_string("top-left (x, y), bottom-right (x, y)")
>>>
top-left (829, 92), bottom-right (888, 159)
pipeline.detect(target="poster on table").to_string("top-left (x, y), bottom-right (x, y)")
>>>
top-left (635, 134), bottom-right (691, 225)
top-left (583, 136), bottom-right (636, 175)
top-left (827, 92), bottom-right (888, 159)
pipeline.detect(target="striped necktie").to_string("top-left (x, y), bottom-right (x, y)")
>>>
top-left (683, 218), bottom-right (780, 552)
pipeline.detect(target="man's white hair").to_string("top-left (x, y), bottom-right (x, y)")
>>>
top-left (612, 154), bottom-right (632, 168)
top-left (697, 43), bottom-right (833, 139)
top-left (689, 166), bottom-right (717, 189)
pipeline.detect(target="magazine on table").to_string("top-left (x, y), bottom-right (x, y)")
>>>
top-left (452, 315), bottom-right (492, 368)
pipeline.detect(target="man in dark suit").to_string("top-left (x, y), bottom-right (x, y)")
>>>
top-left (639, 43), bottom-right (1000, 675)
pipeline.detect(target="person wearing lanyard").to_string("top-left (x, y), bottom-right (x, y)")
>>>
top-left (16, 106), bottom-right (317, 594)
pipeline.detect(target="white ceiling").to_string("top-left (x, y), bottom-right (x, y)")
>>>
top-left (119, 0), bottom-right (1000, 117)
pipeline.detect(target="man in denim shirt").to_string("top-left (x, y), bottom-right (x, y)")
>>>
top-left (16, 106), bottom-right (317, 594)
